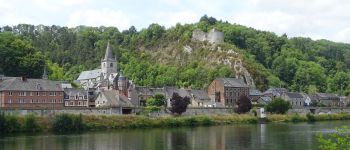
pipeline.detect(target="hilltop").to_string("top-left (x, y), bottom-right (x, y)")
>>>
top-left (1, 15), bottom-right (350, 95)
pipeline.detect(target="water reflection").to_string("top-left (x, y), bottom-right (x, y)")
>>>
top-left (1, 121), bottom-right (349, 150)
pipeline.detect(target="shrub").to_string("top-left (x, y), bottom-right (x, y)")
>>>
top-left (306, 113), bottom-right (316, 122)
top-left (145, 106), bottom-right (161, 112)
top-left (146, 93), bottom-right (166, 107)
top-left (234, 95), bottom-right (252, 114)
top-left (290, 113), bottom-right (302, 123)
top-left (169, 92), bottom-right (190, 115)
top-left (23, 114), bottom-right (41, 132)
top-left (318, 126), bottom-right (350, 149)
top-left (52, 114), bottom-right (84, 133)
top-left (183, 117), bottom-right (198, 126)
top-left (6, 115), bottom-right (20, 133)
top-left (0, 113), bottom-right (7, 133)
top-left (265, 98), bottom-right (291, 114)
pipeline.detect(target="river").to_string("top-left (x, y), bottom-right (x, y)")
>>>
top-left (0, 121), bottom-right (348, 150)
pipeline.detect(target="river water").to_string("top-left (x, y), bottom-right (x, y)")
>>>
top-left (0, 121), bottom-right (349, 150)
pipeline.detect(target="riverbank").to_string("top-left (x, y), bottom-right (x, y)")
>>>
top-left (1, 113), bottom-right (350, 134)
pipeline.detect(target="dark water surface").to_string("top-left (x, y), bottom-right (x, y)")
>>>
top-left (1, 121), bottom-right (349, 150)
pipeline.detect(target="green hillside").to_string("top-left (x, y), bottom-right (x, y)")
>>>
top-left (1, 16), bottom-right (350, 95)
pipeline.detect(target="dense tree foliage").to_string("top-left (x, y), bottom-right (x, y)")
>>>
top-left (1, 15), bottom-right (350, 94)
top-left (234, 95), bottom-right (252, 114)
top-left (265, 98), bottom-right (291, 114)
top-left (169, 92), bottom-right (190, 115)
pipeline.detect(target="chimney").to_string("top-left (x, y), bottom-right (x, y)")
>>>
top-left (21, 76), bottom-right (27, 82)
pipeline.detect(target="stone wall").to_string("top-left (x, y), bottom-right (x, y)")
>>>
top-left (289, 107), bottom-right (350, 114)
top-left (192, 28), bottom-right (224, 44)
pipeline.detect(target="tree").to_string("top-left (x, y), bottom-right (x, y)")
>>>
top-left (234, 95), bottom-right (252, 114)
top-left (265, 98), bottom-right (291, 114)
top-left (318, 126), bottom-right (350, 149)
top-left (169, 92), bottom-right (190, 115)
top-left (146, 93), bottom-right (166, 112)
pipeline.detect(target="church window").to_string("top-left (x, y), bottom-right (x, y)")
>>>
top-left (110, 63), bottom-right (113, 67)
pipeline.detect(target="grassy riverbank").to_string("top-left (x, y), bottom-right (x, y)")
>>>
top-left (2, 113), bottom-right (350, 134)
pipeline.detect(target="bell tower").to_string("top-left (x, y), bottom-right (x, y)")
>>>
top-left (101, 42), bottom-right (117, 78)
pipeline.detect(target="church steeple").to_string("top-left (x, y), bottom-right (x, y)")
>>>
top-left (101, 41), bottom-right (117, 79)
top-left (104, 41), bottom-right (114, 61)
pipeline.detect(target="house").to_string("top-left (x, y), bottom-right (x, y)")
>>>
top-left (128, 86), bottom-right (165, 106)
top-left (164, 87), bottom-right (191, 107)
top-left (257, 96), bottom-right (272, 105)
top-left (249, 89), bottom-right (262, 104)
top-left (263, 88), bottom-right (288, 98)
top-left (63, 88), bottom-right (89, 107)
top-left (281, 92), bottom-right (306, 108)
top-left (207, 78), bottom-right (249, 107)
top-left (0, 77), bottom-right (64, 108)
top-left (313, 93), bottom-right (340, 107)
top-left (187, 89), bottom-right (213, 107)
top-left (95, 90), bottom-right (133, 108)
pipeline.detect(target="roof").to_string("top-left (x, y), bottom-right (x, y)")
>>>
top-left (101, 90), bottom-right (133, 107)
top-left (188, 89), bottom-right (210, 101)
top-left (103, 42), bottom-right (114, 61)
top-left (259, 96), bottom-right (272, 102)
top-left (263, 87), bottom-right (288, 96)
top-left (133, 86), bottom-right (164, 96)
top-left (0, 77), bottom-right (63, 91)
top-left (77, 69), bottom-right (102, 80)
top-left (164, 87), bottom-right (191, 99)
top-left (249, 89), bottom-right (262, 96)
top-left (285, 92), bottom-right (304, 99)
top-left (316, 93), bottom-right (339, 100)
top-left (64, 88), bottom-right (87, 96)
top-left (215, 78), bottom-right (249, 88)
top-left (61, 83), bottom-right (72, 89)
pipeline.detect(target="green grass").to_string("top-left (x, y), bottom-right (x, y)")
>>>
top-left (2, 113), bottom-right (350, 134)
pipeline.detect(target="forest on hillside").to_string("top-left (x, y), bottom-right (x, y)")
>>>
top-left (1, 15), bottom-right (350, 95)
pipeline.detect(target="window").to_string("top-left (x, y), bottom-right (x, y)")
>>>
top-left (65, 101), bottom-right (69, 106)
top-left (8, 99), bottom-right (12, 103)
top-left (30, 99), bottom-right (33, 103)
top-left (84, 96), bottom-right (87, 99)
top-left (78, 101), bottom-right (82, 106)
top-left (36, 92), bottom-right (40, 96)
top-left (30, 92), bottom-right (33, 96)
top-left (19, 91), bottom-right (26, 96)
top-left (49, 92), bottom-right (54, 96)
top-left (83, 101), bottom-right (87, 106)
top-left (42, 92), bottom-right (46, 96)
top-left (19, 99), bottom-right (24, 103)
top-left (69, 102), bottom-right (74, 106)
top-left (8, 91), bottom-right (13, 96)
top-left (54, 92), bottom-right (56, 96)
top-left (110, 63), bottom-right (113, 67)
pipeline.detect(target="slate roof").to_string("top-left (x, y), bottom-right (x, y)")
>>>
top-left (164, 87), bottom-right (191, 99)
top-left (64, 88), bottom-right (87, 96)
top-left (258, 96), bottom-right (272, 103)
top-left (249, 89), bottom-right (262, 96)
top-left (101, 90), bottom-right (133, 107)
top-left (188, 89), bottom-right (210, 101)
top-left (77, 69), bottom-right (102, 80)
top-left (133, 86), bottom-right (164, 95)
top-left (315, 93), bottom-right (339, 100)
top-left (215, 78), bottom-right (249, 88)
top-left (0, 77), bottom-right (63, 91)
top-left (285, 92), bottom-right (304, 99)
top-left (103, 42), bottom-right (114, 61)
top-left (263, 87), bottom-right (288, 96)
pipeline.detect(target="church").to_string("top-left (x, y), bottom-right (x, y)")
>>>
top-left (77, 42), bottom-right (124, 90)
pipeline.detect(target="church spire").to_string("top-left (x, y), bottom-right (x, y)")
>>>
top-left (104, 41), bottom-right (114, 60)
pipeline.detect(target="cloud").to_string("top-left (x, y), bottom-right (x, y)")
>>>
top-left (67, 9), bottom-right (131, 29)
top-left (155, 11), bottom-right (200, 28)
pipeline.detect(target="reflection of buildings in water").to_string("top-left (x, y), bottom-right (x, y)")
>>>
top-left (257, 124), bottom-right (266, 147)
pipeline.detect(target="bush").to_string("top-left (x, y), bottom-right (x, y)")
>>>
top-left (0, 113), bottom-right (7, 133)
top-left (234, 95), bottom-right (252, 114)
top-left (306, 113), bottom-right (316, 122)
top-left (145, 106), bottom-right (161, 112)
top-left (23, 114), bottom-right (41, 132)
top-left (290, 113), bottom-right (302, 123)
top-left (52, 114), bottom-right (84, 133)
top-left (169, 92), bottom-right (190, 115)
top-left (6, 115), bottom-right (20, 133)
top-left (318, 126), bottom-right (350, 149)
top-left (265, 98), bottom-right (291, 114)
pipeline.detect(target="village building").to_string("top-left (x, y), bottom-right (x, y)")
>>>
top-left (77, 42), bottom-right (118, 90)
top-left (207, 78), bottom-right (249, 107)
top-left (63, 88), bottom-right (89, 107)
top-left (257, 96), bottom-right (272, 105)
top-left (281, 92), bottom-right (307, 108)
top-left (313, 93), bottom-right (341, 107)
top-left (95, 90), bottom-right (134, 114)
top-left (249, 89), bottom-right (262, 104)
top-left (263, 87), bottom-right (288, 98)
top-left (0, 77), bottom-right (64, 108)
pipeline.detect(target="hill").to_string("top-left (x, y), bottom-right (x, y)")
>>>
top-left (1, 15), bottom-right (350, 95)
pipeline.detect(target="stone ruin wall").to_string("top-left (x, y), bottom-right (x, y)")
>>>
top-left (192, 28), bottom-right (224, 44)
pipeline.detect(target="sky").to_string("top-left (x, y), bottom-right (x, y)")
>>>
top-left (1, 0), bottom-right (350, 43)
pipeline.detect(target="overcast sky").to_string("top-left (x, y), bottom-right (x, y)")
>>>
top-left (1, 0), bottom-right (350, 43)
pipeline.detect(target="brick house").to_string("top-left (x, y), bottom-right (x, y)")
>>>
top-left (0, 77), bottom-right (64, 108)
top-left (207, 78), bottom-right (249, 107)
top-left (63, 88), bottom-right (89, 107)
